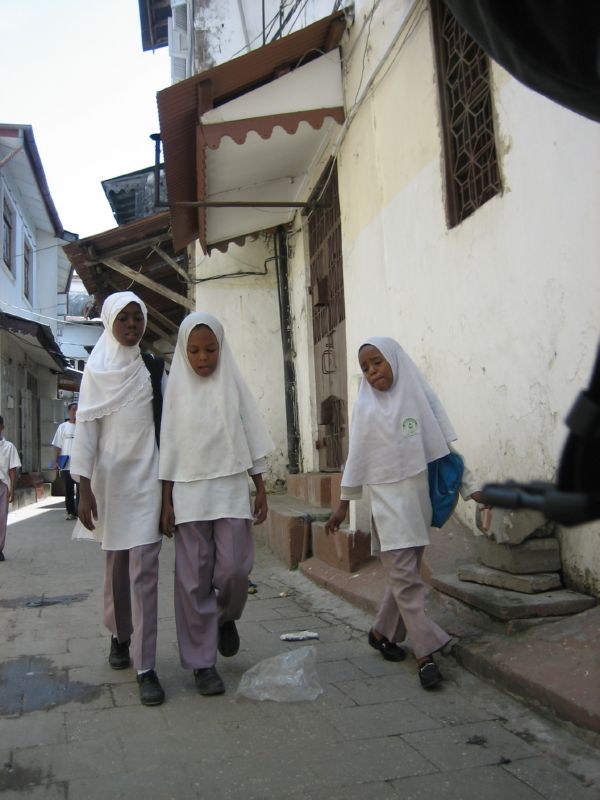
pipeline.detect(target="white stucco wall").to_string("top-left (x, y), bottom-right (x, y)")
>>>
top-left (192, 238), bottom-right (288, 487)
top-left (331, 3), bottom-right (600, 593)
top-left (282, 1), bottom-right (600, 593)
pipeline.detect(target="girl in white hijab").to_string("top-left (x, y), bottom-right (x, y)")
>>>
top-left (159, 312), bottom-right (273, 696)
top-left (326, 337), bottom-right (482, 689)
top-left (70, 291), bottom-right (166, 706)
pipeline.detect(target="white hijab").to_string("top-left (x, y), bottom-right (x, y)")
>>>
top-left (159, 312), bottom-right (274, 482)
top-left (77, 292), bottom-right (149, 422)
top-left (341, 337), bottom-right (456, 487)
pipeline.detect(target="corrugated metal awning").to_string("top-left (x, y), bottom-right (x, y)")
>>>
top-left (157, 10), bottom-right (347, 253)
top-left (0, 312), bottom-right (68, 371)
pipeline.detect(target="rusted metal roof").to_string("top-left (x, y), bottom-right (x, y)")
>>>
top-left (157, 10), bottom-right (347, 253)
top-left (63, 212), bottom-right (188, 348)
top-left (0, 311), bottom-right (68, 371)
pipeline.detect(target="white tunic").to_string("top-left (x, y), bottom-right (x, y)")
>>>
top-left (341, 448), bottom-right (479, 553)
top-left (70, 380), bottom-right (161, 550)
top-left (172, 457), bottom-right (266, 525)
top-left (51, 421), bottom-right (76, 459)
top-left (0, 438), bottom-right (21, 488)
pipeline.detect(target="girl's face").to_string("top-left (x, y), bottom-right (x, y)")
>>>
top-left (359, 345), bottom-right (393, 391)
top-left (112, 302), bottom-right (145, 347)
top-left (187, 325), bottom-right (220, 377)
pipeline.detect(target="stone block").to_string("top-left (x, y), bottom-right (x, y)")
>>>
top-left (431, 573), bottom-right (596, 620)
top-left (286, 473), bottom-right (308, 502)
top-left (476, 535), bottom-right (561, 574)
top-left (475, 505), bottom-right (554, 545)
top-left (254, 507), bottom-right (307, 569)
top-left (311, 521), bottom-right (372, 573)
top-left (307, 473), bottom-right (334, 508)
top-left (457, 563), bottom-right (562, 593)
top-left (330, 472), bottom-right (342, 511)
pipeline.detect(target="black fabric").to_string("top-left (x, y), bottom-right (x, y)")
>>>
top-left (141, 352), bottom-right (165, 447)
top-left (442, 0), bottom-right (600, 122)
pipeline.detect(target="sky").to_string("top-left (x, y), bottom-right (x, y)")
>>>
top-left (0, 0), bottom-right (171, 238)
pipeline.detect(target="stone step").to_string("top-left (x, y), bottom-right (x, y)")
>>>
top-left (430, 572), bottom-right (596, 620)
top-left (311, 521), bottom-right (372, 573)
top-left (475, 535), bottom-right (561, 574)
top-left (254, 494), bottom-right (331, 569)
top-left (286, 472), bottom-right (341, 510)
top-left (457, 563), bottom-right (562, 593)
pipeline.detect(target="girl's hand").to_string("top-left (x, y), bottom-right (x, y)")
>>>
top-left (470, 491), bottom-right (492, 508)
top-left (325, 502), bottom-right (349, 534)
top-left (253, 489), bottom-right (268, 525)
top-left (160, 503), bottom-right (176, 538)
top-left (7, 487), bottom-right (14, 504)
top-left (78, 480), bottom-right (98, 531)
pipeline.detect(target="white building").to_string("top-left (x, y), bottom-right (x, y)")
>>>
top-left (155, 1), bottom-right (600, 593)
top-left (0, 124), bottom-right (76, 476)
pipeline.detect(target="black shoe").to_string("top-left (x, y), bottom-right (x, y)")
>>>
top-left (418, 659), bottom-right (443, 689)
top-left (0, 551), bottom-right (4, 562)
top-left (108, 636), bottom-right (131, 670)
top-left (218, 621), bottom-right (240, 657)
top-left (137, 670), bottom-right (165, 705)
top-left (368, 629), bottom-right (407, 662)
top-left (194, 667), bottom-right (225, 696)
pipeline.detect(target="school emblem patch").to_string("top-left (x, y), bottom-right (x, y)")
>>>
top-left (401, 417), bottom-right (420, 436)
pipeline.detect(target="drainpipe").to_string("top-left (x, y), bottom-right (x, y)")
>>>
top-left (274, 227), bottom-right (300, 474)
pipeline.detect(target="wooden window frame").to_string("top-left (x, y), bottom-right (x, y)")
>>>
top-left (431, 0), bottom-right (501, 228)
top-left (23, 239), bottom-right (33, 302)
top-left (3, 198), bottom-right (14, 272)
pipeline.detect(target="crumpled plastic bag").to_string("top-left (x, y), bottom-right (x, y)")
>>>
top-left (236, 646), bottom-right (323, 702)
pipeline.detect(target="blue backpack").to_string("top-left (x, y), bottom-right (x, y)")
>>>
top-left (427, 452), bottom-right (464, 528)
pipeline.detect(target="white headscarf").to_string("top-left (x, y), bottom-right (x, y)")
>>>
top-left (77, 291), bottom-right (150, 422)
top-left (341, 337), bottom-right (456, 487)
top-left (159, 311), bottom-right (274, 482)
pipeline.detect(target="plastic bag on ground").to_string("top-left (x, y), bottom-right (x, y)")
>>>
top-left (236, 645), bottom-right (323, 702)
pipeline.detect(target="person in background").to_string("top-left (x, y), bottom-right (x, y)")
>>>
top-left (0, 415), bottom-right (21, 562)
top-left (52, 402), bottom-right (79, 520)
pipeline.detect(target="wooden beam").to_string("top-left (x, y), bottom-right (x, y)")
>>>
top-left (145, 318), bottom-right (176, 344)
top-left (152, 245), bottom-right (192, 284)
top-left (101, 257), bottom-right (195, 311)
top-left (146, 305), bottom-right (180, 334)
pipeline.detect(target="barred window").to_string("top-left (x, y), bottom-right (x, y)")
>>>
top-left (431, 0), bottom-right (501, 227)
top-left (3, 199), bottom-right (14, 271)
top-left (23, 240), bottom-right (32, 301)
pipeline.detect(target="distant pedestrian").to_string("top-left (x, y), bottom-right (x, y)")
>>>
top-left (0, 415), bottom-right (21, 561)
top-left (159, 312), bottom-right (273, 697)
top-left (52, 402), bottom-right (79, 520)
top-left (326, 337), bottom-right (483, 689)
top-left (70, 291), bottom-right (167, 706)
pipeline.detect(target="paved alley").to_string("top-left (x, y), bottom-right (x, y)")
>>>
top-left (1, 497), bottom-right (599, 799)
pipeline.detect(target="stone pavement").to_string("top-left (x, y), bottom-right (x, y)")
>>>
top-left (1, 498), bottom-right (599, 799)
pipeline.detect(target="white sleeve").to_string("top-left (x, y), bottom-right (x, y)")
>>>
top-left (449, 443), bottom-right (480, 499)
top-left (69, 419), bottom-right (100, 481)
top-left (340, 485), bottom-right (363, 501)
top-left (248, 456), bottom-right (267, 476)
top-left (51, 423), bottom-right (64, 449)
top-left (9, 444), bottom-right (21, 470)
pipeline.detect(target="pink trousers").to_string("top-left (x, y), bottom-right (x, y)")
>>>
top-left (0, 482), bottom-right (8, 552)
top-left (373, 546), bottom-right (450, 660)
top-left (174, 518), bottom-right (254, 669)
top-left (104, 540), bottom-right (162, 670)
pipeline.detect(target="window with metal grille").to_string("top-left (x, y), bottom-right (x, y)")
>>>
top-left (431, 0), bottom-right (501, 227)
top-left (23, 240), bottom-right (32, 301)
top-left (308, 163), bottom-right (344, 344)
top-left (3, 199), bottom-right (14, 271)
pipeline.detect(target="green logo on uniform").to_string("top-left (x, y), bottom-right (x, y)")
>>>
top-left (402, 417), bottom-right (419, 436)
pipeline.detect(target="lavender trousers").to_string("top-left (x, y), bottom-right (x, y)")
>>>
top-left (174, 518), bottom-right (254, 670)
top-left (0, 482), bottom-right (8, 552)
top-left (373, 546), bottom-right (450, 660)
top-left (104, 540), bottom-right (162, 671)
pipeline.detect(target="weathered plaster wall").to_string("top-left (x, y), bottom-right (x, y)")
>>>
top-left (334, 2), bottom-right (600, 592)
